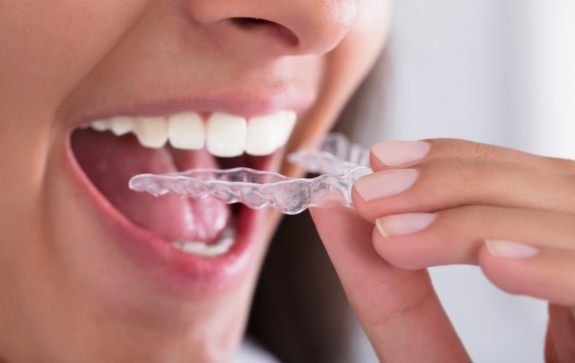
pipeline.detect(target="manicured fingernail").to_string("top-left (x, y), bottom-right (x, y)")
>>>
top-left (354, 169), bottom-right (418, 202)
top-left (376, 213), bottom-right (437, 237)
top-left (372, 140), bottom-right (431, 166)
top-left (485, 240), bottom-right (540, 259)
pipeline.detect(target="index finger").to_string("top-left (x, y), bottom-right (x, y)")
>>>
top-left (311, 207), bottom-right (470, 362)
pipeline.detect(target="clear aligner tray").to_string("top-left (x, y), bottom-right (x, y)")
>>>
top-left (129, 134), bottom-right (372, 215)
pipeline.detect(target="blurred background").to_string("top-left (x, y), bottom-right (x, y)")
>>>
top-left (347, 0), bottom-right (575, 362)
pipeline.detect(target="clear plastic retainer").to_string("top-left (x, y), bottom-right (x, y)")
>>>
top-left (128, 133), bottom-right (372, 215)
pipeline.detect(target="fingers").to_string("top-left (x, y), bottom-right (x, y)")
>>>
top-left (353, 158), bottom-right (575, 221)
top-left (357, 139), bottom-right (575, 221)
top-left (338, 138), bottom-right (575, 355)
top-left (480, 247), bottom-right (575, 307)
top-left (371, 206), bottom-right (575, 306)
top-left (545, 305), bottom-right (575, 363)
top-left (370, 139), bottom-right (575, 174)
top-left (310, 207), bottom-right (469, 362)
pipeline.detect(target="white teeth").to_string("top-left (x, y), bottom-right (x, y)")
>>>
top-left (90, 119), bottom-right (109, 131)
top-left (86, 110), bottom-right (297, 157)
top-left (109, 116), bottom-right (134, 136)
top-left (168, 112), bottom-right (205, 150)
top-left (133, 116), bottom-right (169, 148)
top-left (170, 224), bottom-right (235, 257)
top-left (206, 113), bottom-right (247, 157)
top-left (245, 110), bottom-right (297, 156)
top-left (170, 238), bottom-right (233, 257)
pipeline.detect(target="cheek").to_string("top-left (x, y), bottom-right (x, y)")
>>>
top-left (342, 0), bottom-right (390, 72)
top-left (281, 3), bottom-right (389, 177)
top-left (0, 0), bottom-right (146, 252)
top-left (0, 1), bottom-right (145, 118)
top-left (0, 0), bottom-right (147, 301)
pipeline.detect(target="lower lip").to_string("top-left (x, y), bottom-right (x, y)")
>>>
top-left (63, 135), bottom-right (266, 294)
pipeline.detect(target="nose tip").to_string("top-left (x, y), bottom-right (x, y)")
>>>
top-left (186, 0), bottom-right (358, 55)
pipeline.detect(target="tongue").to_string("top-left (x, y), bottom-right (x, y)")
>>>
top-left (71, 129), bottom-right (229, 243)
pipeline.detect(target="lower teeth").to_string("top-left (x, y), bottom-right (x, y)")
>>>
top-left (170, 223), bottom-right (236, 257)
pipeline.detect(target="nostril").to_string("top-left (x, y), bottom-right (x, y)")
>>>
top-left (231, 17), bottom-right (271, 29)
top-left (229, 17), bottom-right (299, 47)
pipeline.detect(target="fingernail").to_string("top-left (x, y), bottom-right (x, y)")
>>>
top-left (485, 240), bottom-right (540, 259)
top-left (376, 213), bottom-right (437, 237)
top-left (372, 140), bottom-right (431, 166)
top-left (354, 169), bottom-right (418, 202)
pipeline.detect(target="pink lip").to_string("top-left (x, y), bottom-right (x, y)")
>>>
top-left (72, 91), bottom-right (314, 128)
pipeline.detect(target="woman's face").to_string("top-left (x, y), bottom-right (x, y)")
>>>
top-left (0, 1), bottom-right (389, 362)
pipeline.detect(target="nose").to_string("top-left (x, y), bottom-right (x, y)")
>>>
top-left (185, 0), bottom-right (358, 55)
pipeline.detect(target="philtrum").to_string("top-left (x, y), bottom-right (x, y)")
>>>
top-left (128, 134), bottom-right (372, 215)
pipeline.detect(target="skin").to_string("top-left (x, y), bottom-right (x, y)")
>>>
top-left (0, 0), bottom-right (389, 362)
top-left (312, 140), bottom-right (575, 362)
top-left (7, 1), bottom-right (569, 362)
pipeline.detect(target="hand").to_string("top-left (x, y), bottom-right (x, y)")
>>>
top-left (311, 139), bottom-right (575, 362)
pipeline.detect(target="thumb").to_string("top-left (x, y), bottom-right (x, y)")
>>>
top-left (310, 207), bottom-right (468, 362)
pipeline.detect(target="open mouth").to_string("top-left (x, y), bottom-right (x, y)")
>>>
top-left (69, 109), bottom-right (296, 284)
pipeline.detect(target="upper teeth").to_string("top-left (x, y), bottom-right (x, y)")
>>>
top-left (87, 110), bottom-right (297, 157)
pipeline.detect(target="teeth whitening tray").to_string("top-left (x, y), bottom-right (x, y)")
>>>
top-left (128, 133), bottom-right (372, 215)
